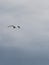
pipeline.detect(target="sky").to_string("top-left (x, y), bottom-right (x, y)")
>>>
top-left (0, 0), bottom-right (49, 65)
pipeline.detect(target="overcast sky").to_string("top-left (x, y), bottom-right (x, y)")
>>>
top-left (0, 0), bottom-right (49, 49)
top-left (0, 0), bottom-right (49, 64)
top-left (0, 0), bottom-right (49, 57)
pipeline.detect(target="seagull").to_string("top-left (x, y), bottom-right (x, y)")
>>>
top-left (8, 25), bottom-right (21, 29)
top-left (8, 25), bottom-right (16, 29)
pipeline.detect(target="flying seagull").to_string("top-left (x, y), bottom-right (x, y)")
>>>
top-left (8, 25), bottom-right (20, 29)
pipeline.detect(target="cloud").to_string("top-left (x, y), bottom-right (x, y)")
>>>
top-left (0, 0), bottom-right (49, 50)
top-left (0, 1), bottom-right (49, 65)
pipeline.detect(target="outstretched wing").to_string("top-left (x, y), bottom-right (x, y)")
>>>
top-left (17, 26), bottom-right (20, 28)
top-left (8, 25), bottom-right (16, 28)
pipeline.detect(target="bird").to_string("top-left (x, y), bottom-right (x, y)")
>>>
top-left (8, 25), bottom-right (16, 29)
top-left (8, 25), bottom-right (21, 29)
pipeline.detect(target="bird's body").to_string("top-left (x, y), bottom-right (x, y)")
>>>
top-left (12, 26), bottom-right (16, 28)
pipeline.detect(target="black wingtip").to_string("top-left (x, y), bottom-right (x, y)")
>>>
top-left (17, 26), bottom-right (20, 28)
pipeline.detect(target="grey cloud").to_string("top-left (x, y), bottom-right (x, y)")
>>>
top-left (0, 47), bottom-right (49, 65)
top-left (0, 1), bottom-right (49, 65)
top-left (0, 2), bottom-right (49, 48)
